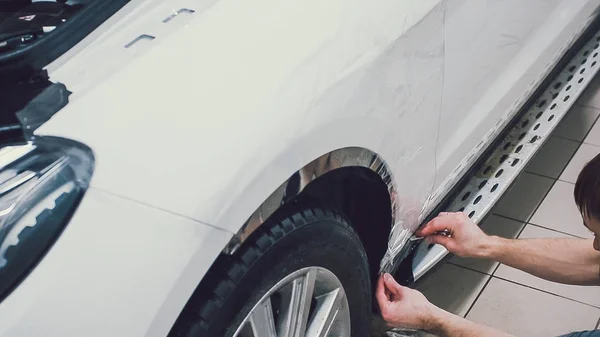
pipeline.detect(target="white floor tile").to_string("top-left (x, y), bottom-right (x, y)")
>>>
top-left (530, 180), bottom-right (592, 238)
top-left (494, 225), bottom-right (600, 308)
top-left (554, 105), bottom-right (600, 142)
top-left (584, 117), bottom-right (600, 146)
top-left (560, 143), bottom-right (600, 183)
top-left (576, 75), bottom-right (600, 110)
top-left (492, 173), bottom-right (554, 222)
top-left (417, 264), bottom-right (489, 317)
top-left (451, 215), bottom-right (524, 274)
top-left (466, 278), bottom-right (600, 337)
top-left (526, 136), bottom-right (579, 178)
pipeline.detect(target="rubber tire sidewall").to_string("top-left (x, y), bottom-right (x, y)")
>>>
top-left (205, 212), bottom-right (372, 337)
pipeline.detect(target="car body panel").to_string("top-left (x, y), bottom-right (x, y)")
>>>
top-left (38, 0), bottom-right (445, 243)
top-left (0, 0), bottom-right (593, 336)
top-left (434, 0), bottom-right (599, 193)
top-left (0, 188), bottom-right (231, 337)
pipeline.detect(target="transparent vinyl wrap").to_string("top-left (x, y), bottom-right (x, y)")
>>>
top-left (225, 4), bottom-right (445, 275)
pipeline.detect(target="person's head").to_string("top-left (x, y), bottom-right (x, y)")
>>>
top-left (574, 152), bottom-right (600, 251)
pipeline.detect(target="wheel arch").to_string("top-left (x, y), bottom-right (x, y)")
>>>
top-left (223, 147), bottom-right (397, 279)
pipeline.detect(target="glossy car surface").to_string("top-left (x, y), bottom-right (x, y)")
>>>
top-left (0, 0), bottom-right (598, 336)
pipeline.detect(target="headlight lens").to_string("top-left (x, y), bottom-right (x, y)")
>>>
top-left (0, 137), bottom-right (93, 301)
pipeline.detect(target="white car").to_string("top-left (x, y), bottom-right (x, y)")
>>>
top-left (0, 0), bottom-right (599, 336)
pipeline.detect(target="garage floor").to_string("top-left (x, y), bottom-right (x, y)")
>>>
top-left (414, 76), bottom-right (600, 337)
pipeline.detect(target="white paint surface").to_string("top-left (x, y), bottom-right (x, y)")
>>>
top-left (0, 0), bottom-right (592, 335)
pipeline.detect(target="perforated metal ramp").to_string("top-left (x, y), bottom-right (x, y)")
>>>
top-left (411, 28), bottom-right (600, 281)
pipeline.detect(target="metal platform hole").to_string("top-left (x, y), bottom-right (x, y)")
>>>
top-left (478, 180), bottom-right (488, 189)
top-left (495, 169), bottom-right (504, 178)
top-left (515, 144), bottom-right (523, 153)
top-left (461, 191), bottom-right (471, 201)
top-left (473, 195), bottom-right (482, 205)
top-left (511, 158), bottom-right (520, 167)
top-left (491, 183), bottom-right (499, 192)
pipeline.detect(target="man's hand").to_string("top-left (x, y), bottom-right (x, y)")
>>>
top-left (376, 273), bottom-right (438, 330)
top-left (415, 212), bottom-right (493, 258)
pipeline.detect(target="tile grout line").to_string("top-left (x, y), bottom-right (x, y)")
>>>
top-left (462, 272), bottom-right (493, 318)
top-left (492, 275), bottom-right (600, 310)
top-left (490, 213), bottom-right (585, 238)
top-left (527, 106), bottom-right (600, 184)
top-left (525, 222), bottom-right (585, 238)
top-left (463, 166), bottom-right (563, 318)
top-left (447, 261), bottom-right (495, 277)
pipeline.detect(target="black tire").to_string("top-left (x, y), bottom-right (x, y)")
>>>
top-left (169, 205), bottom-right (372, 337)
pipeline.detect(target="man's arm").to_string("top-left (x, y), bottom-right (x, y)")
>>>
top-left (417, 212), bottom-right (600, 286)
top-left (484, 236), bottom-right (600, 285)
top-left (376, 274), bottom-right (513, 337)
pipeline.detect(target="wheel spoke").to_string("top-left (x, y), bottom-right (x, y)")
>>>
top-left (250, 297), bottom-right (277, 337)
top-left (305, 287), bottom-right (345, 337)
top-left (281, 268), bottom-right (317, 337)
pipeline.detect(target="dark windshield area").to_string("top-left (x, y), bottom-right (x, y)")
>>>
top-left (0, 0), bottom-right (128, 143)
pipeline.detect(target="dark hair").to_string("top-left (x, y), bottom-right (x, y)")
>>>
top-left (574, 152), bottom-right (600, 221)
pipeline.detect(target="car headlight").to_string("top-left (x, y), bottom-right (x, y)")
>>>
top-left (0, 137), bottom-right (94, 301)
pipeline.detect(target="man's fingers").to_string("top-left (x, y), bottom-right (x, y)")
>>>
top-left (416, 216), bottom-right (454, 236)
top-left (426, 234), bottom-right (452, 247)
top-left (383, 273), bottom-right (404, 297)
top-left (376, 274), bottom-right (389, 306)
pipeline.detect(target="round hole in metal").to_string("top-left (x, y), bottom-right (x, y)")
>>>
top-left (511, 158), bottom-right (520, 167)
top-left (461, 191), bottom-right (471, 201)
top-left (550, 103), bottom-right (557, 110)
top-left (515, 144), bottom-right (523, 153)
top-left (569, 65), bottom-right (576, 72)
top-left (428, 243), bottom-right (435, 249)
top-left (468, 211), bottom-right (475, 218)
top-left (594, 52), bottom-right (599, 58)
top-left (567, 74), bottom-right (574, 82)
top-left (553, 82), bottom-right (562, 90)
top-left (584, 50), bottom-right (590, 56)
top-left (530, 135), bottom-right (539, 143)
top-left (478, 180), bottom-right (488, 189)
top-left (518, 132), bottom-right (527, 140)
top-left (579, 77), bottom-right (584, 84)
top-left (580, 68), bottom-right (586, 74)
top-left (593, 61), bottom-right (597, 67)
top-left (495, 169), bottom-right (504, 178)
top-left (595, 43), bottom-right (599, 50)
top-left (552, 93), bottom-right (559, 99)
top-left (534, 123), bottom-right (540, 131)
top-left (500, 154), bottom-right (508, 163)
top-left (536, 111), bottom-right (543, 119)
top-left (548, 114), bottom-right (555, 122)
top-left (563, 95), bottom-right (570, 102)
top-left (503, 142), bottom-right (512, 150)
top-left (537, 100), bottom-right (546, 108)
top-left (458, 207), bottom-right (465, 212)
top-left (566, 85), bottom-right (572, 91)
top-left (473, 195), bottom-right (482, 205)
top-left (491, 183), bottom-right (499, 193)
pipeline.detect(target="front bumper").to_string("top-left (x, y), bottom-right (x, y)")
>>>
top-left (0, 187), bottom-right (231, 337)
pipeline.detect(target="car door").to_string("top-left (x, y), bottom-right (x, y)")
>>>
top-left (433, 0), bottom-right (600, 194)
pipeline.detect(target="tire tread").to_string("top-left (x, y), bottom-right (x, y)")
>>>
top-left (169, 204), bottom-right (363, 337)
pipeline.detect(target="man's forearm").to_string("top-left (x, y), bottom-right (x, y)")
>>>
top-left (426, 307), bottom-right (513, 337)
top-left (480, 236), bottom-right (600, 285)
